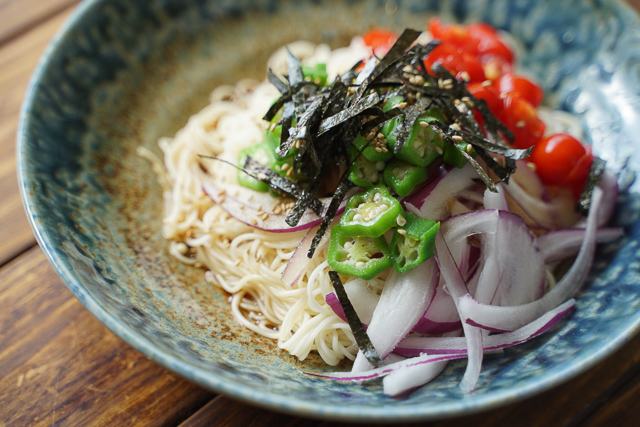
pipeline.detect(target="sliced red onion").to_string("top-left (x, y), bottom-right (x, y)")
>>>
top-left (596, 169), bottom-right (618, 226)
top-left (395, 299), bottom-right (575, 356)
top-left (502, 176), bottom-right (579, 230)
top-left (351, 258), bottom-right (439, 373)
top-left (405, 162), bottom-right (478, 221)
top-left (483, 183), bottom-right (509, 211)
top-left (460, 187), bottom-right (603, 332)
top-left (475, 210), bottom-right (545, 307)
top-left (537, 227), bottom-right (623, 264)
top-left (306, 352), bottom-right (466, 382)
top-left (203, 180), bottom-right (351, 233)
top-left (434, 232), bottom-right (483, 393)
top-left (307, 299), bottom-right (576, 384)
top-left (325, 279), bottom-right (380, 325)
top-left (415, 211), bottom-right (499, 334)
top-left (281, 216), bottom-right (340, 288)
top-left (382, 360), bottom-right (449, 396)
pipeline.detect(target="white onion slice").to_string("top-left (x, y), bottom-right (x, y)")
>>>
top-left (351, 258), bottom-right (439, 373)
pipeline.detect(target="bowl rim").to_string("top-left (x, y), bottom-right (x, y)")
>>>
top-left (16, 0), bottom-right (640, 421)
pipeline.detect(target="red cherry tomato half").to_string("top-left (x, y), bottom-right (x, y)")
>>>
top-left (468, 81), bottom-right (503, 115)
top-left (362, 28), bottom-right (398, 50)
top-left (530, 133), bottom-right (593, 198)
top-left (466, 23), bottom-right (514, 65)
top-left (499, 93), bottom-right (545, 149)
top-left (424, 43), bottom-right (486, 83)
top-left (428, 18), bottom-right (479, 54)
top-left (497, 73), bottom-right (544, 108)
top-left (428, 18), bottom-right (514, 65)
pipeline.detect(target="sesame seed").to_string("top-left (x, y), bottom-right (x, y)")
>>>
top-left (449, 123), bottom-right (461, 131)
top-left (257, 173), bottom-right (267, 180)
top-left (281, 163), bottom-right (289, 171)
top-left (466, 144), bottom-right (474, 153)
top-left (452, 135), bottom-right (463, 142)
top-left (397, 229), bottom-right (407, 235)
top-left (435, 146), bottom-right (444, 155)
top-left (516, 120), bottom-right (526, 128)
top-left (459, 71), bottom-right (471, 82)
top-left (251, 218), bottom-right (257, 225)
top-left (481, 80), bottom-right (492, 87)
top-left (527, 162), bottom-right (537, 172)
top-left (419, 121), bottom-right (429, 128)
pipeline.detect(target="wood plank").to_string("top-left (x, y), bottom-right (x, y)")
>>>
top-left (0, 9), bottom-right (74, 266)
top-left (0, 0), bottom-right (79, 46)
top-left (0, 247), bottom-right (214, 426)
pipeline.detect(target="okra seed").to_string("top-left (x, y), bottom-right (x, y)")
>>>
top-left (356, 261), bottom-right (366, 268)
top-left (344, 241), bottom-right (354, 249)
top-left (396, 215), bottom-right (406, 226)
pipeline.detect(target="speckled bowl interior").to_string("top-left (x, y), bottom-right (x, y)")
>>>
top-left (18, 0), bottom-right (640, 422)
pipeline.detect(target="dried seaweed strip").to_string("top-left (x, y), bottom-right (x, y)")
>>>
top-left (352, 29), bottom-right (422, 102)
top-left (391, 96), bottom-right (431, 153)
top-left (329, 271), bottom-right (383, 366)
top-left (243, 157), bottom-right (324, 215)
top-left (474, 146), bottom-right (516, 182)
top-left (279, 97), bottom-right (324, 158)
top-left (285, 176), bottom-right (324, 227)
top-left (576, 157), bottom-right (606, 215)
top-left (450, 129), bottom-right (533, 160)
top-left (307, 179), bottom-right (353, 258)
top-left (361, 107), bottom-right (403, 135)
top-left (316, 92), bottom-right (380, 136)
top-left (267, 69), bottom-right (289, 94)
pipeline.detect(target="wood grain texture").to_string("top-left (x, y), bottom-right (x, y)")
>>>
top-left (0, 0), bottom-right (79, 45)
top-left (0, 247), bottom-right (214, 426)
top-left (0, 9), bottom-right (74, 266)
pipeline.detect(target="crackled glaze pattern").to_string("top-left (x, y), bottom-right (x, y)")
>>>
top-left (17, 0), bottom-right (640, 422)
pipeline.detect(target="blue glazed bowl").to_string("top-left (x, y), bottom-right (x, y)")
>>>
top-left (17, 0), bottom-right (640, 422)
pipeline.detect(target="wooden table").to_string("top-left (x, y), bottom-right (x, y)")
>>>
top-left (2, 1), bottom-right (640, 425)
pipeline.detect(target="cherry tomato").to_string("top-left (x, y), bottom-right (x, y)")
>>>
top-left (499, 93), bottom-right (545, 149)
top-left (529, 133), bottom-right (593, 198)
top-left (468, 82), bottom-right (503, 115)
top-left (497, 73), bottom-right (543, 108)
top-left (466, 23), bottom-right (514, 65)
top-left (481, 56), bottom-right (512, 81)
top-left (362, 28), bottom-right (398, 56)
top-left (428, 18), bottom-right (514, 65)
top-left (424, 43), bottom-right (486, 82)
top-left (428, 18), bottom-right (478, 53)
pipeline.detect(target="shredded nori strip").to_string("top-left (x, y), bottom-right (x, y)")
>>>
top-left (328, 271), bottom-right (383, 366)
top-left (267, 69), bottom-right (289, 94)
top-left (307, 179), bottom-right (353, 258)
top-left (242, 157), bottom-right (324, 215)
top-left (317, 92), bottom-right (380, 136)
top-left (576, 157), bottom-right (606, 215)
top-left (391, 96), bottom-right (432, 153)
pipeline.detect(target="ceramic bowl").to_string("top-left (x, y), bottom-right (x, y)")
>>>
top-left (17, 0), bottom-right (640, 422)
